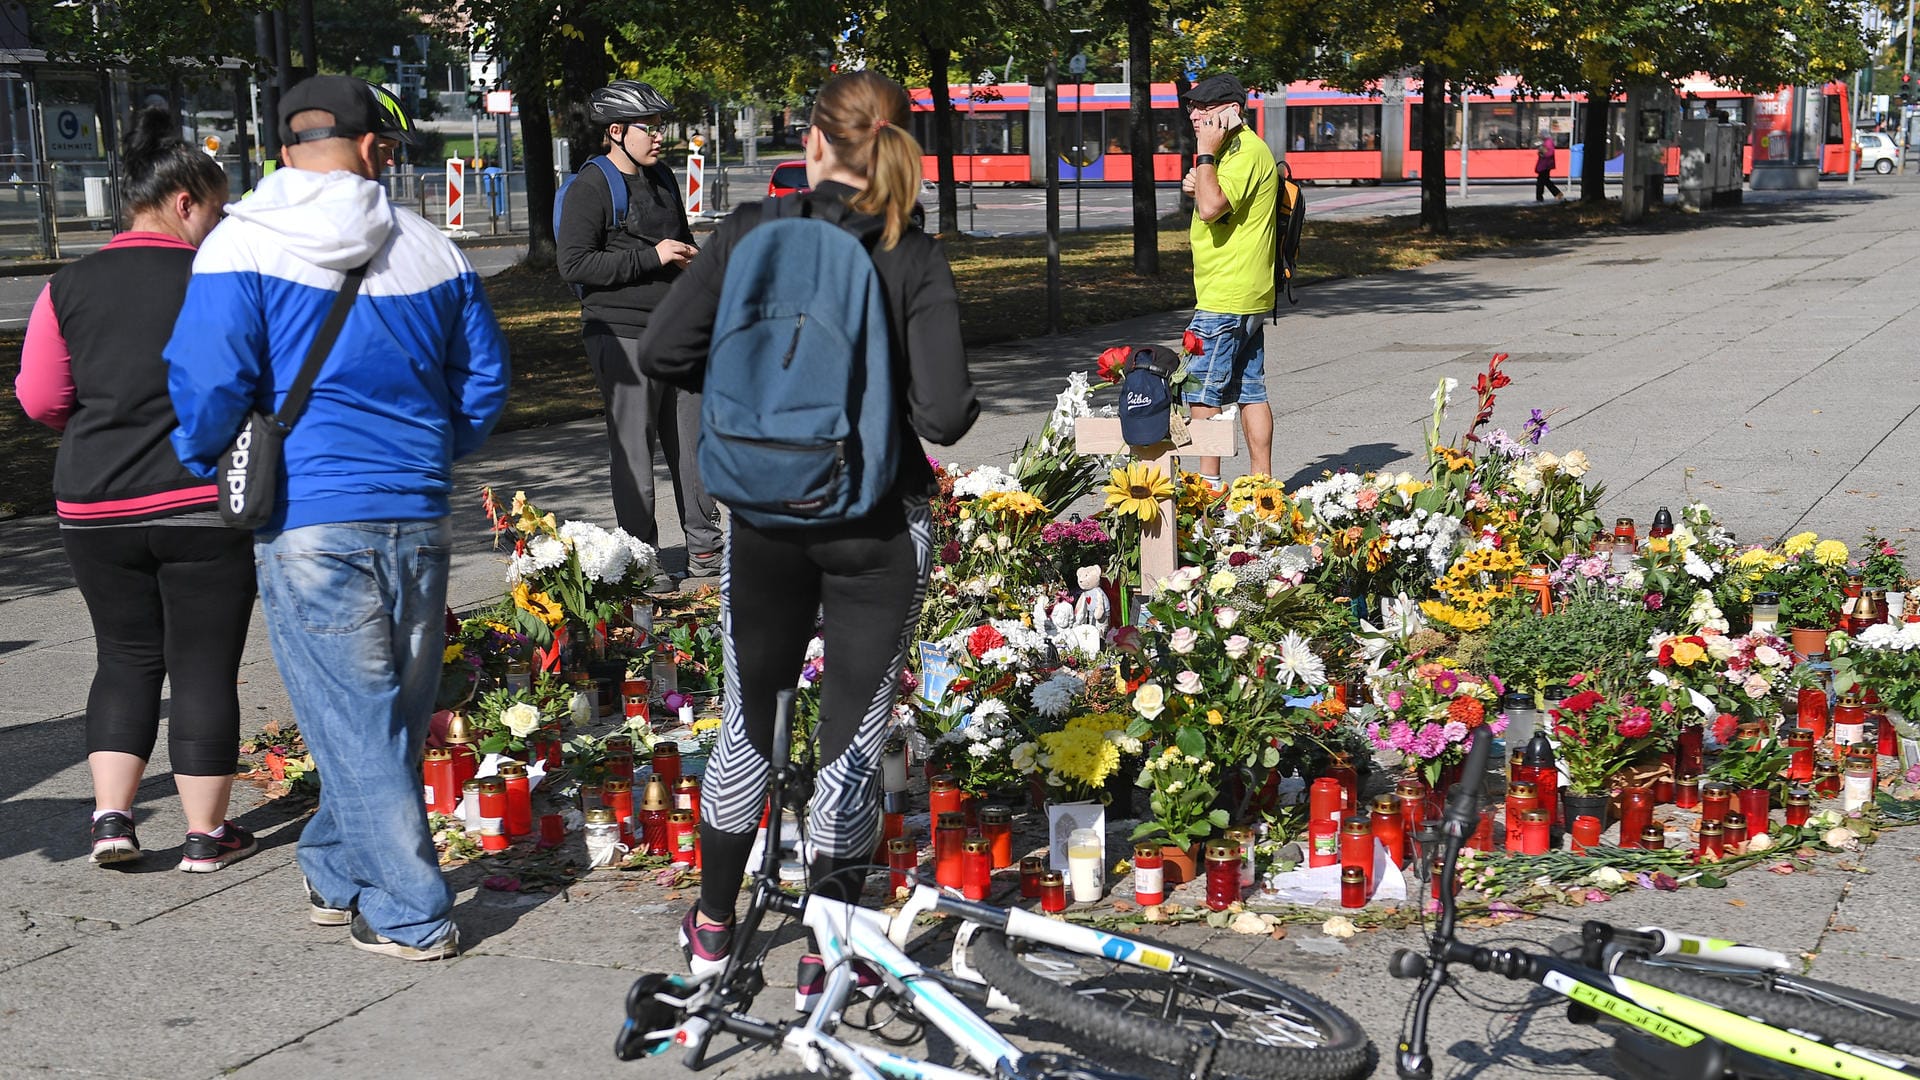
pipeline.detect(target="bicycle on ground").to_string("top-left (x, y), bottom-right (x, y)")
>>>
top-left (617, 690), bottom-right (1376, 1080)
top-left (1393, 725), bottom-right (1920, 1080)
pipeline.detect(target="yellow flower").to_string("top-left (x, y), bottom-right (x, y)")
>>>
top-left (1104, 462), bottom-right (1173, 522)
top-left (1207, 570), bottom-right (1238, 595)
top-left (1814, 539), bottom-right (1849, 567)
top-left (443, 643), bottom-right (466, 664)
top-left (512, 582), bottom-right (565, 627)
top-left (1670, 639), bottom-right (1706, 666)
top-left (1396, 478), bottom-right (1429, 498)
top-left (1783, 532), bottom-right (1818, 556)
top-left (1206, 709), bottom-right (1224, 726)
top-left (1251, 486), bottom-right (1289, 521)
top-left (1436, 446), bottom-right (1475, 472)
top-left (1647, 537), bottom-right (1670, 553)
top-left (982, 490), bottom-right (1045, 516)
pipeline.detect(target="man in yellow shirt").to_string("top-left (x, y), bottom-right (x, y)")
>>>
top-left (1181, 73), bottom-right (1277, 481)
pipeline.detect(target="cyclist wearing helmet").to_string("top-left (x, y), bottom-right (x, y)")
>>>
top-left (558, 79), bottom-right (720, 577)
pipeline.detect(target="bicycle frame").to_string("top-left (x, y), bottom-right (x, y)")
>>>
top-left (1394, 728), bottom-right (1917, 1080)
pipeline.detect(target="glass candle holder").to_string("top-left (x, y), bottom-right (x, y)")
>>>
top-left (961, 838), bottom-right (993, 901)
top-left (476, 777), bottom-right (506, 834)
top-left (1787, 729), bottom-right (1816, 782)
top-left (603, 779), bottom-right (635, 845)
top-left (1700, 783), bottom-right (1732, 825)
top-left (934, 812), bottom-right (967, 890)
top-left (499, 760), bottom-right (533, 838)
top-left (1617, 785), bottom-right (1653, 850)
top-left (1677, 723), bottom-right (1705, 777)
top-left (1843, 757), bottom-right (1876, 812)
top-left (1132, 843), bottom-right (1165, 906)
top-left (675, 776), bottom-right (702, 821)
top-left (651, 742), bottom-right (682, 790)
top-left (1738, 787), bottom-right (1771, 838)
top-left (640, 776), bottom-right (671, 856)
top-left (929, 775), bottom-right (962, 820)
top-left (1833, 695), bottom-right (1867, 751)
top-left (1673, 774), bottom-right (1701, 810)
top-left (1339, 816), bottom-right (1373, 895)
top-left (979, 804), bottom-right (1013, 869)
top-left (1639, 824), bottom-right (1665, 850)
top-left (1505, 781), bottom-right (1539, 853)
top-left (1519, 808), bottom-right (1551, 855)
top-left (1040, 871), bottom-right (1067, 913)
top-left (423, 748), bottom-right (457, 815)
top-left (668, 810), bottom-right (698, 866)
top-left (1750, 592), bottom-right (1780, 634)
top-left (1310, 777), bottom-right (1346, 828)
top-left (1372, 795), bottom-right (1406, 868)
top-left (1698, 819), bottom-right (1725, 860)
top-left (1723, 811), bottom-right (1748, 849)
top-left (1341, 866), bottom-right (1366, 909)
top-left (1019, 856), bottom-right (1045, 898)
top-left (1797, 687), bottom-right (1830, 741)
top-left (1784, 788), bottom-right (1812, 827)
top-left (1204, 840), bottom-right (1241, 912)
top-left (888, 837), bottom-right (917, 896)
top-left (1815, 765), bottom-right (1843, 799)
top-left (1570, 815), bottom-right (1602, 854)
top-left (1308, 818), bottom-right (1338, 868)
top-left (1226, 826), bottom-right (1258, 888)
top-left (1327, 752), bottom-right (1359, 816)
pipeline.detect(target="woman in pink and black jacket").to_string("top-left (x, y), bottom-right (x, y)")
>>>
top-left (16, 108), bottom-right (258, 873)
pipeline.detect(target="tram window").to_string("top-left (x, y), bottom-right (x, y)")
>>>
top-left (915, 111), bottom-right (1027, 155)
top-left (1406, 108), bottom-right (1461, 151)
top-left (1285, 104), bottom-right (1382, 151)
top-left (1825, 95), bottom-right (1845, 144)
top-left (1466, 101), bottom-right (1573, 149)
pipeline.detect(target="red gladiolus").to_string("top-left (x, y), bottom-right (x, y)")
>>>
top-left (967, 624), bottom-right (1007, 659)
top-left (1097, 346), bottom-right (1131, 383)
top-left (1182, 329), bottom-right (1205, 357)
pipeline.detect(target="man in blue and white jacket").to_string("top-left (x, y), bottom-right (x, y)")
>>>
top-left (166, 76), bottom-right (509, 962)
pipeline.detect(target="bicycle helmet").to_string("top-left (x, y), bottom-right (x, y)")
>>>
top-left (590, 80), bottom-right (671, 126)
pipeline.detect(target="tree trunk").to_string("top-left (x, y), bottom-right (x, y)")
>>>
top-left (1580, 88), bottom-right (1608, 203)
top-left (1174, 72), bottom-right (1195, 215)
top-left (1126, 0), bottom-right (1157, 274)
top-left (923, 35), bottom-right (958, 235)
top-left (1418, 64), bottom-right (1449, 234)
top-left (521, 77), bottom-right (557, 269)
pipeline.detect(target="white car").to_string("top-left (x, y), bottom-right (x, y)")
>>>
top-left (1857, 131), bottom-right (1899, 174)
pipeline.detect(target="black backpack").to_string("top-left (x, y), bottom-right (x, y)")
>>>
top-left (1272, 161), bottom-right (1304, 320)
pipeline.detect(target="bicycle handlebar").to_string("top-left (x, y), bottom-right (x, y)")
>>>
top-left (1396, 724), bottom-right (1493, 1080)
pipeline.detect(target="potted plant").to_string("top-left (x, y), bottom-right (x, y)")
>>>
top-left (1832, 622), bottom-right (1920, 727)
top-left (1703, 731), bottom-right (1792, 828)
top-left (1480, 593), bottom-right (1654, 694)
top-left (1361, 658), bottom-right (1506, 788)
top-left (1546, 674), bottom-right (1672, 824)
top-left (1756, 533), bottom-right (1849, 654)
top-left (1132, 735), bottom-right (1223, 883)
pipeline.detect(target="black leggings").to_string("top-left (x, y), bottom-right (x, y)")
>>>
top-left (61, 525), bottom-right (257, 776)
top-left (698, 497), bottom-right (931, 918)
top-left (1536, 172), bottom-right (1564, 200)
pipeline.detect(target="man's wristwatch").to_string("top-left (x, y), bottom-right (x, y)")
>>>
top-left (1195, 154), bottom-right (1217, 166)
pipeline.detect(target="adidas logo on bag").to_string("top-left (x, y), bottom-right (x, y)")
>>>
top-left (225, 425), bottom-right (253, 515)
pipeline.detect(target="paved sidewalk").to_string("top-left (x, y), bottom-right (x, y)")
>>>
top-left (4, 177), bottom-right (1920, 1079)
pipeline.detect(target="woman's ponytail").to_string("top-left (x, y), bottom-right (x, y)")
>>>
top-left (119, 106), bottom-right (227, 221)
top-left (811, 72), bottom-right (923, 249)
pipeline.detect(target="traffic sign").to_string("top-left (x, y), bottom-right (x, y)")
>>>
top-left (1068, 52), bottom-right (1087, 76)
top-left (685, 152), bottom-right (705, 216)
top-left (485, 90), bottom-right (513, 115)
top-left (445, 157), bottom-right (464, 230)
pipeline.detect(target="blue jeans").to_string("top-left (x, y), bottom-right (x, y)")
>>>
top-left (256, 519), bottom-right (454, 947)
top-left (1183, 311), bottom-right (1269, 407)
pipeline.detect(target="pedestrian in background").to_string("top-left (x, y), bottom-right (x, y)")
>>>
top-left (1536, 133), bottom-right (1566, 202)
top-left (558, 80), bottom-right (721, 579)
top-left (641, 70), bottom-right (978, 983)
top-left (165, 76), bottom-right (510, 961)
top-left (1180, 72), bottom-right (1278, 481)
top-left (17, 107), bottom-right (257, 872)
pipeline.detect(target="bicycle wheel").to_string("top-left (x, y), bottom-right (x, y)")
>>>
top-left (1617, 957), bottom-right (1920, 1058)
top-left (967, 928), bottom-right (1375, 1080)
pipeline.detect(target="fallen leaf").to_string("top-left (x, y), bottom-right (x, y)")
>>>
top-left (1269, 925), bottom-right (1289, 941)
top-left (1111, 900), bottom-right (1135, 913)
top-left (1830, 924), bottom-right (1858, 933)
top-left (1766, 863), bottom-right (1795, 875)
top-left (1727, 898), bottom-right (1746, 907)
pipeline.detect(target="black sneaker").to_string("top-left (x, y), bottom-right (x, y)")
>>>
top-left (177, 820), bottom-right (257, 873)
top-left (89, 812), bottom-right (140, 866)
top-left (679, 905), bottom-right (733, 977)
top-left (684, 551), bottom-right (722, 579)
top-left (349, 913), bottom-right (459, 961)
top-left (794, 953), bottom-right (884, 1012)
top-left (304, 875), bottom-right (352, 926)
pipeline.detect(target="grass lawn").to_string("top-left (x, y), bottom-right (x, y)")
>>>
top-left (0, 197), bottom-right (1651, 518)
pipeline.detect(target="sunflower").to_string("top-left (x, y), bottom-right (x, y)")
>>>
top-left (512, 582), bottom-right (566, 627)
top-left (1104, 461), bottom-right (1173, 522)
top-left (1250, 486), bottom-right (1289, 521)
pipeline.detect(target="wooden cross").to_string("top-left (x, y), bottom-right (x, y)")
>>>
top-left (1075, 416), bottom-right (1239, 594)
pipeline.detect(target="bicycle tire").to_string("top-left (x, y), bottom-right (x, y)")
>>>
top-left (967, 927), bottom-right (1375, 1080)
top-left (1617, 957), bottom-right (1920, 1058)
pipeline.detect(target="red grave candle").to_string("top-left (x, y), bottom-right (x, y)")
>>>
top-left (934, 812), bottom-right (967, 890)
top-left (961, 838), bottom-right (992, 900)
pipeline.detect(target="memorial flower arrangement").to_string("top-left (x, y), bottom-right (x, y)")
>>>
top-left (1012, 712), bottom-right (1138, 804)
top-left (467, 673), bottom-right (580, 757)
top-left (1361, 659), bottom-right (1505, 784)
top-left (1833, 622), bottom-right (1920, 722)
top-left (1545, 675), bottom-right (1668, 795)
top-left (1758, 532), bottom-right (1850, 630)
top-left (481, 488), bottom-right (658, 646)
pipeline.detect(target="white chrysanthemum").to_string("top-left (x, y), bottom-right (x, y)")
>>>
top-left (1683, 550), bottom-right (1716, 582)
top-left (1031, 679), bottom-right (1076, 718)
top-left (1274, 631), bottom-right (1326, 687)
top-left (971, 699), bottom-right (1010, 724)
top-left (953, 465), bottom-right (1023, 499)
top-left (526, 535), bottom-right (568, 572)
top-left (612, 528), bottom-right (657, 579)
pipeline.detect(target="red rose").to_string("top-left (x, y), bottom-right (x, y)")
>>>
top-left (1616, 708), bottom-right (1653, 740)
top-left (966, 624), bottom-right (1007, 659)
top-left (1182, 329), bottom-right (1205, 357)
top-left (1097, 346), bottom-right (1131, 383)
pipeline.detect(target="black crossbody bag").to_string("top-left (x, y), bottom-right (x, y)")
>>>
top-left (217, 264), bottom-right (368, 529)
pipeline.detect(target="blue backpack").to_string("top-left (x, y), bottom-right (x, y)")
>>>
top-left (699, 195), bottom-right (897, 529)
top-left (554, 156), bottom-right (628, 298)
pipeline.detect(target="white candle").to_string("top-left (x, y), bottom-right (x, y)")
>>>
top-left (1067, 828), bottom-right (1103, 902)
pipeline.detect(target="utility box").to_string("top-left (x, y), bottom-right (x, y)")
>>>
top-left (1677, 117), bottom-right (1746, 209)
top-left (82, 175), bottom-right (110, 220)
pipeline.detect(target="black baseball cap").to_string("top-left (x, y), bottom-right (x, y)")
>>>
top-left (279, 75), bottom-right (422, 148)
top-left (1181, 73), bottom-right (1248, 107)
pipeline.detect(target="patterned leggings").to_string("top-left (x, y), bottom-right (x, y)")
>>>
top-left (697, 497), bottom-right (931, 918)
